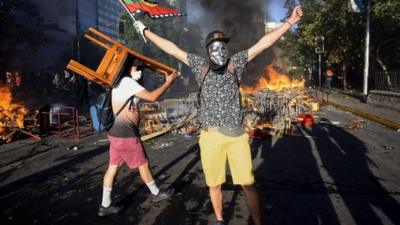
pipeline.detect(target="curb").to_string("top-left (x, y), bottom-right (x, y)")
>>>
top-left (328, 101), bottom-right (400, 131)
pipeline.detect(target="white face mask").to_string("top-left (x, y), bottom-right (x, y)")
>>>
top-left (130, 70), bottom-right (142, 81)
top-left (208, 41), bottom-right (228, 66)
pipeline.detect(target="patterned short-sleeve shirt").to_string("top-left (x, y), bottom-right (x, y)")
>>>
top-left (187, 50), bottom-right (248, 127)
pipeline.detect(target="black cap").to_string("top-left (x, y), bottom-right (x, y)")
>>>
top-left (132, 58), bottom-right (144, 67)
top-left (205, 31), bottom-right (230, 47)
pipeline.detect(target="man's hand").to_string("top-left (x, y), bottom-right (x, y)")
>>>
top-left (164, 71), bottom-right (177, 86)
top-left (247, 5), bottom-right (303, 62)
top-left (287, 5), bottom-right (303, 25)
top-left (133, 21), bottom-right (148, 42)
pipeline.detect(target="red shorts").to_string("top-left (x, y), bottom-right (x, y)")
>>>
top-left (108, 135), bottom-right (148, 169)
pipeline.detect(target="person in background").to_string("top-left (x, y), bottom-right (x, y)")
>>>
top-left (324, 68), bottom-right (334, 91)
top-left (14, 72), bottom-right (22, 87)
top-left (5, 71), bottom-right (14, 88)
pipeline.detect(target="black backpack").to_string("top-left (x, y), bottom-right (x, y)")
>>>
top-left (97, 88), bottom-right (133, 132)
top-left (91, 74), bottom-right (133, 132)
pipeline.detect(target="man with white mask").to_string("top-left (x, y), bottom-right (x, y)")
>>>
top-left (206, 33), bottom-right (229, 74)
top-left (134, 5), bottom-right (303, 225)
top-left (98, 60), bottom-right (177, 217)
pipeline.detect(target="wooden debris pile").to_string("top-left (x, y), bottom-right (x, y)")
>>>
top-left (0, 85), bottom-right (41, 143)
top-left (345, 119), bottom-right (366, 131)
top-left (140, 98), bottom-right (198, 136)
top-left (242, 88), bottom-right (317, 136)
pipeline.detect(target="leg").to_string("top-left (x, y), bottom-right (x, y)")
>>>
top-left (226, 134), bottom-right (260, 224)
top-left (98, 164), bottom-right (122, 217)
top-left (209, 185), bottom-right (224, 222)
top-left (103, 164), bottom-right (120, 188)
top-left (199, 130), bottom-right (227, 223)
top-left (242, 185), bottom-right (261, 225)
top-left (138, 162), bottom-right (174, 202)
top-left (120, 138), bottom-right (158, 196)
top-left (138, 162), bottom-right (154, 183)
top-left (101, 164), bottom-right (120, 208)
top-left (328, 78), bottom-right (332, 90)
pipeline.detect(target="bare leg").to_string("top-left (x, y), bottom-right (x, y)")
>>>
top-left (103, 164), bottom-right (120, 188)
top-left (242, 184), bottom-right (261, 225)
top-left (209, 185), bottom-right (224, 222)
top-left (99, 164), bottom-right (122, 215)
top-left (138, 162), bottom-right (154, 183)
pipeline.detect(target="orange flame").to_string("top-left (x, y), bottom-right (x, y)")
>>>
top-left (0, 84), bottom-right (28, 135)
top-left (240, 64), bottom-right (304, 93)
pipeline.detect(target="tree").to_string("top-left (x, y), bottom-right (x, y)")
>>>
top-left (370, 0), bottom-right (400, 89)
top-left (280, 0), bottom-right (400, 90)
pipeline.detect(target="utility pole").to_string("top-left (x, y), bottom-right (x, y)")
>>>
top-left (315, 35), bottom-right (325, 91)
top-left (362, 0), bottom-right (371, 101)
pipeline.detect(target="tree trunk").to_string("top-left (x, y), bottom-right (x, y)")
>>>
top-left (376, 58), bottom-right (392, 89)
top-left (376, 38), bottom-right (396, 90)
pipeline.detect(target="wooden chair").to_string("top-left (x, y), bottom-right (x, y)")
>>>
top-left (66, 27), bottom-right (176, 87)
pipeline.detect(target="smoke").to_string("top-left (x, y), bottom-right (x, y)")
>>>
top-left (187, 0), bottom-right (275, 85)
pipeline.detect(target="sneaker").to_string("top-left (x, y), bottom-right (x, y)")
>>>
top-left (97, 204), bottom-right (121, 217)
top-left (215, 221), bottom-right (225, 225)
top-left (151, 188), bottom-right (174, 203)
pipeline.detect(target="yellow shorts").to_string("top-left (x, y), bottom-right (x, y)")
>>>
top-left (199, 129), bottom-right (255, 186)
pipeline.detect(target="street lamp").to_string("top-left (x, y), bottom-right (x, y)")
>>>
top-left (315, 35), bottom-right (325, 91)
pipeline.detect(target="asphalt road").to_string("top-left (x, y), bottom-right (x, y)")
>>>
top-left (0, 105), bottom-right (399, 225)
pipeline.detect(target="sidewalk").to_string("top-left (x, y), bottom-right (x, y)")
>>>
top-left (321, 89), bottom-right (400, 130)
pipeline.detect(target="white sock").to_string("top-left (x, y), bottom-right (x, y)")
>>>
top-left (101, 187), bottom-right (112, 207)
top-left (146, 180), bottom-right (160, 195)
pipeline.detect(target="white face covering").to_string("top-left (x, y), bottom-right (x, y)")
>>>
top-left (130, 70), bottom-right (142, 81)
top-left (208, 41), bottom-right (228, 66)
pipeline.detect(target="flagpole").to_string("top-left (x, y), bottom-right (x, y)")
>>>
top-left (117, 0), bottom-right (147, 43)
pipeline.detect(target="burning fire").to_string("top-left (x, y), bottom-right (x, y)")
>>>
top-left (240, 64), bottom-right (304, 93)
top-left (0, 84), bottom-right (28, 135)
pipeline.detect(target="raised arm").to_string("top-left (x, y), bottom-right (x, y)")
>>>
top-left (134, 22), bottom-right (189, 65)
top-left (248, 5), bottom-right (303, 62)
top-left (135, 71), bottom-right (176, 102)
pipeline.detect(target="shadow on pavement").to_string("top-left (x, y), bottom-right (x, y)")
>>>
top-left (305, 122), bottom-right (400, 225)
top-left (254, 122), bottom-right (400, 225)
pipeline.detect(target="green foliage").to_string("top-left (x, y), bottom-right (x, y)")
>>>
top-left (373, 0), bottom-right (400, 22)
top-left (370, 0), bottom-right (400, 70)
top-left (120, 12), bottom-right (203, 68)
top-left (280, 0), bottom-right (400, 88)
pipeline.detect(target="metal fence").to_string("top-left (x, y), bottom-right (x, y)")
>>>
top-left (374, 71), bottom-right (400, 91)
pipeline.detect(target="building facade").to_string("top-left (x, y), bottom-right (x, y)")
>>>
top-left (96, 0), bottom-right (123, 40)
top-left (20, 0), bottom-right (122, 72)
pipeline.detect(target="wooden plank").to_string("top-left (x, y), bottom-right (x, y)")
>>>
top-left (88, 27), bottom-right (115, 45)
top-left (67, 61), bottom-right (97, 80)
top-left (140, 127), bottom-right (172, 141)
top-left (105, 49), bottom-right (127, 84)
top-left (84, 34), bottom-right (110, 50)
top-left (96, 46), bottom-right (118, 77)
top-left (126, 48), bottom-right (176, 75)
top-left (68, 60), bottom-right (109, 84)
top-left (140, 113), bottom-right (196, 141)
